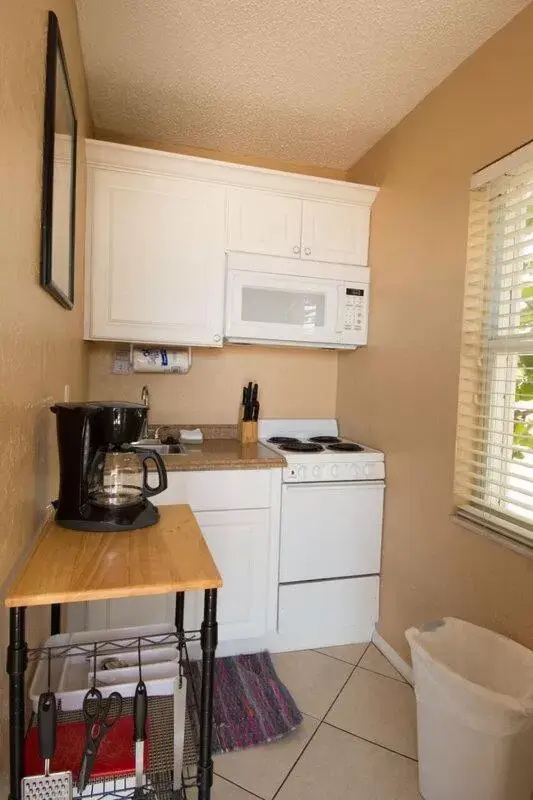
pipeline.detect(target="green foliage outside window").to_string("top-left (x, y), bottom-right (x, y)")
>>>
top-left (513, 206), bottom-right (533, 459)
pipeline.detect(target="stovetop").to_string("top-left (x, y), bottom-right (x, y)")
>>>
top-left (262, 435), bottom-right (380, 460)
top-left (267, 436), bottom-right (364, 454)
top-left (259, 419), bottom-right (385, 483)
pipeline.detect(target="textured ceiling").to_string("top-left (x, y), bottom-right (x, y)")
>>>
top-left (75, 0), bottom-right (528, 169)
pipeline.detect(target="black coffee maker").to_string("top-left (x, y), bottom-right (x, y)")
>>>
top-left (51, 401), bottom-right (168, 532)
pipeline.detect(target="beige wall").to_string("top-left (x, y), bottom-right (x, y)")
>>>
top-left (88, 133), bottom-right (340, 423)
top-left (0, 0), bottom-right (91, 783)
top-left (88, 343), bottom-right (338, 423)
top-left (338, 3), bottom-right (533, 661)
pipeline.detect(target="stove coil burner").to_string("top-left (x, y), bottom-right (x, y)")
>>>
top-left (280, 442), bottom-right (324, 453)
top-left (268, 437), bottom-right (302, 445)
top-left (308, 436), bottom-right (341, 444)
top-left (327, 442), bottom-right (364, 452)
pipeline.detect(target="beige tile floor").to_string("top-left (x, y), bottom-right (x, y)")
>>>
top-left (209, 643), bottom-right (421, 800)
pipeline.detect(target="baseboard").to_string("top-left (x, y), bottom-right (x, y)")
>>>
top-left (186, 626), bottom-right (374, 660)
top-left (372, 628), bottom-right (414, 685)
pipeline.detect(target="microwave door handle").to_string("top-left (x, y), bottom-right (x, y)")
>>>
top-left (336, 286), bottom-right (346, 333)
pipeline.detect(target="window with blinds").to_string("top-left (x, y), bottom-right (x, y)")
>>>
top-left (454, 143), bottom-right (533, 549)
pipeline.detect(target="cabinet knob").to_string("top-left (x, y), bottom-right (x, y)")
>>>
top-left (293, 245), bottom-right (300, 254)
top-left (304, 247), bottom-right (311, 256)
top-left (213, 334), bottom-right (222, 343)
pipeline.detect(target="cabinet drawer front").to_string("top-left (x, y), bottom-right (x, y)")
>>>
top-left (280, 482), bottom-right (383, 582)
top-left (278, 576), bottom-right (379, 646)
top-left (158, 469), bottom-right (273, 510)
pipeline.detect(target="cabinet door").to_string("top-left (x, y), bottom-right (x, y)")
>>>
top-left (188, 509), bottom-right (272, 641)
top-left (227, 187), bottom-right (302, 258)
top-left (301, 199), bottom-right (370, 266)
top-left (88, 169), bottom-right (226, 346)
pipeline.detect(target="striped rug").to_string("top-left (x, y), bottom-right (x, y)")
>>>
top-left (189, 651), bottom-right (303, 754)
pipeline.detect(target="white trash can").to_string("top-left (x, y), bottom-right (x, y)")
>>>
top-left (406, 617), bottom-right (533, 800)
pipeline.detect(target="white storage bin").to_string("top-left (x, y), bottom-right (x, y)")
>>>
top-left (30, 623), bottom-right (179, 712)
top-left (406, 617), bottom-right (533, 800)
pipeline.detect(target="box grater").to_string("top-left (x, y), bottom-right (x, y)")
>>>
top-left (22, 692), bottom-right (72, 800)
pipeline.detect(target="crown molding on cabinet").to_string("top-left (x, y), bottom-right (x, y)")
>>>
top-left (86, 139), bottom-right (379, 207)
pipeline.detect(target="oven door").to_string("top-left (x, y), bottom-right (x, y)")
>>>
top-left (279, 481), bottom-right (384, 583)
top-left (225, 268), bottom-right (344, 346)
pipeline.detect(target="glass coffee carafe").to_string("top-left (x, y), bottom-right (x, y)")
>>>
top-left (88, 447), bottom-right (167, 509)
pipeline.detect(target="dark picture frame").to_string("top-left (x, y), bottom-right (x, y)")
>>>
top-left (40, 10), bottom-right (77, 309)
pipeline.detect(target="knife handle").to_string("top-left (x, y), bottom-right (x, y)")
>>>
top-left (38, 691), bottom-right (57, 762)
top-left (133, 680), bottom-right (147, 742)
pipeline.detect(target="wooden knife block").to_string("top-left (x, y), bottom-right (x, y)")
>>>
top-left (240, 420), bottom-right (258, 444)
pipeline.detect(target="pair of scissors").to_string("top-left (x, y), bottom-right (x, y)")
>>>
top-left (77, 688), bottom-right (123, 792)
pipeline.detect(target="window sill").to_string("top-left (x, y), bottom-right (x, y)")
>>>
top-left (451, 514), bottom-right (533, 560)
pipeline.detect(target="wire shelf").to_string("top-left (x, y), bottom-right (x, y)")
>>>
top-left (27, 632), bottom-right (204, 800)
top-left (26, 630), bottom-right (201, 662)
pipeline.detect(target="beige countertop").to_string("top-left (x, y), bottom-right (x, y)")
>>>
top-left (162, 438), bottom-right (286, 471)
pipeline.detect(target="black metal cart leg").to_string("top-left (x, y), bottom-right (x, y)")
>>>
top-left (175, 591), bottom-right (185, 646)
top-left (7, 607), bottom-right (27, 800)
top-left (197, 589), bottom-right (218, 800)
top-left (50, 603), bottom-right (61, 636)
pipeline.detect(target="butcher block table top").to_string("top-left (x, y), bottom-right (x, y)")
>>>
top-left (5, 504), bottom-right (222, 608)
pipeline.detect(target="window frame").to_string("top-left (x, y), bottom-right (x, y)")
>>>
top-left (454, 140), bottom-right (533, 550)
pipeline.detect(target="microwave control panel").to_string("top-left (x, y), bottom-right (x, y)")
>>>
top-left (343, 287), bottom-right (366, 331)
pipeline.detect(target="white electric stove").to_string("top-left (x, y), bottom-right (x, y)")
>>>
top-left (259, 419), bottom-right (385, 649)
top-left (259, 418), bottom-right (385, 483)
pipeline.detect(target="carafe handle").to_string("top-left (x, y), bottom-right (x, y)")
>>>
top-left (135, 449), bottom-right (168, 497)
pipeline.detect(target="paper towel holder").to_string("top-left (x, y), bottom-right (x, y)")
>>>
top-left (128, 344), bottom-right (192, 374)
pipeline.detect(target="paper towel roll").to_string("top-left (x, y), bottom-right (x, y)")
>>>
top-left (132, 348), bottom-right (191, 374)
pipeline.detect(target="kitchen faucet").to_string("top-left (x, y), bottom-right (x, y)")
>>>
top-left (141, 385), bottom-right (150, 439)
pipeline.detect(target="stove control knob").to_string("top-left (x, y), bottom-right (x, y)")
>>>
top-left (298, 465), bottom-right (306, 480)
top-left (331, 464), bottom-right (339, 479)
top-left (351, 464), bottom-right (359, 476)
top-left (363, 464), bottom-right (371, 478)
top-left (313, 465), bottom-right (321, 479)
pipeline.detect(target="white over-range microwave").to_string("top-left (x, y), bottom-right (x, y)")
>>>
top-left (224, 253), bottom-right (370, 349)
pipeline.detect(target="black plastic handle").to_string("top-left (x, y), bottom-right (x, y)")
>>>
top-left (133, 680), bottom-right (147, 743)
top-left (38, 691), bottom-right (57, 762)
top-left (251, 383), bottom-right (258, 405)
top-left (136, 449), bottom-right (168, 497)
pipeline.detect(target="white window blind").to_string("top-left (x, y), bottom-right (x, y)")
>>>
top-left (454, 147), bottom-right (533, 549)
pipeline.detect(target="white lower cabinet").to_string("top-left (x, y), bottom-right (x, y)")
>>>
top-left (186, 509), bottom-right (272, 641)
top-left (86, 469), bottom-right (281, 645)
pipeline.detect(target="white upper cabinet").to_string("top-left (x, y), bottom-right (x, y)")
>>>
top-left (86, 167), bottom-right (226, 346)
top-left (227, 187), bottom-right (302, 258)
top-left (301, 199), bottom-right (370, 266)
top-left (227, 188), bottom-right (373, 267)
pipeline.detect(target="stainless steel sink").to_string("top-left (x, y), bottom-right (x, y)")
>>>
top-left (131, 439), bottom-right (184, 455)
